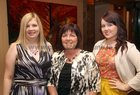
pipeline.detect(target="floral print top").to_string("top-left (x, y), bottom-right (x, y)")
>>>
top-left (48, 50), bottom-right (100, 95)
top-left (96, 47), bottom-right (120, 79)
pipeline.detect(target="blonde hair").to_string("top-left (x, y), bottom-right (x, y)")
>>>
top-left (16, 12), bottom-right (47, 51)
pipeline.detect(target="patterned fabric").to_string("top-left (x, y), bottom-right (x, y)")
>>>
top-left (48, 50), bottom-right (100, 95)
top-left (10, 42), bottom-right (53, 95)
top-left (96, 47), bottom-right (126, 95)
top-left (96, 47), bottom-right (120, 79)
top-left (93, 39), bottom-right (140, 91)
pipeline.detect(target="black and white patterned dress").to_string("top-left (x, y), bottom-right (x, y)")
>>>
top-left (10, 43), bottom-right (53, 95)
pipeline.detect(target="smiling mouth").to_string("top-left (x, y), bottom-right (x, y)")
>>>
top-left (65, 44), bottom-right (72, 46)
top-left (28, 32), bottom-right (36, 35)
top-left (104, 32), bottom-right (110, 35)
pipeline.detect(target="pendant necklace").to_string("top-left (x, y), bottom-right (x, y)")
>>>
top-left (65, 49), bottom-right (79, 63)
top-left (28, 46), bottom-right (39, 56)
top-left (66, 54), bottom-right (78, 62)
top-left (30, 50), bottom-right (39, 55)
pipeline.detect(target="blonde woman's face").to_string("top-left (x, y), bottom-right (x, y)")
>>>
top-left (101, 19), bottom-right (118, 40)
top-left (61, 30), bottom-right (78, 50)
top-left (25, 18), bottom-right (39, 40)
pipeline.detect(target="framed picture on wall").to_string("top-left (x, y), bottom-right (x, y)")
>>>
top-left (7, 0), bottom-right (77, 49)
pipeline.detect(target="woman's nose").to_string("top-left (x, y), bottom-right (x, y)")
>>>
top-left (66, 35), bottom-right (71, 40)
top-left (104, 26), bottom-right (109, 30)
top-left (28, 26), bottom-right (34, 30)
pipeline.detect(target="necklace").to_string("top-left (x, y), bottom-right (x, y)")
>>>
top-left (30, 50), bottom-right (39, 55)
top-left (65, 49), bottom-right (80, 63)
top-left (28, 45), bottom-right (39, 56)
top-left (66, 54), bottom-right (78, 62)
top-left (103, 41), bottom-right (117, 48)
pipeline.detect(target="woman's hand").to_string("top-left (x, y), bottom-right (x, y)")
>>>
top-left (109, 78), bottom-right (131, 91)
top-left (87, 91), bottom-right (97, 95)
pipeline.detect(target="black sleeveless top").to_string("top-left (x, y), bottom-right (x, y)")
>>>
top-left (58, 63), bottom-right (72, 95)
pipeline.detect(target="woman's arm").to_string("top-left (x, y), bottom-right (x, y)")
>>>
top-left (3, 43), bottom-right (17, 95)
top-left (47, 52), bottom-right (59, 95)
top-left (87, 52), bottom-right (101, 94)
top-left (48, 85), bottom-right (58, 95)
top-left (126, 44), bottom-right (140, 91)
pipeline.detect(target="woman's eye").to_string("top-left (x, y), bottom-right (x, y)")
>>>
top-left (62, 34), bottom-right (67, 37)
top-left (26, 25), bottom-right (29, 28)
top-left (108, 23), bottom-right (113, 26)
top-left (32, 24), bottom-right (37, 27)
top-left (101, 24), bottom-right (105, 28)
top-left (70, 34), bottom-right (76, 37)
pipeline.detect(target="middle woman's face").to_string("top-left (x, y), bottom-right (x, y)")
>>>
top-left (61, 30), bottom-right (78, 50)
top-left (25, 18), bottom-right (39, 40)
top-left (101, 19), bottom-right (118, 40)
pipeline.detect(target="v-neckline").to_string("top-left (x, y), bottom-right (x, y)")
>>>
top-left (24, 48), bottom-right (41, 63)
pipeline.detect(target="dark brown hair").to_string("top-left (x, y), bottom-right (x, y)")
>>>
top-left (101, 10), bottom-right (128, 53)
top-left (56, 23), bottom-right (82, 51)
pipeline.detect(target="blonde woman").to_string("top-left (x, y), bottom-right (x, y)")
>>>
top-left (3, 12), bottom-right (53, 95)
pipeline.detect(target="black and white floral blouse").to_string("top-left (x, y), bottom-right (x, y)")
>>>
top-left (48, 50), bottom-right (100, 95)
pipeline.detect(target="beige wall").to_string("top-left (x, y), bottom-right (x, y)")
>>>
top-left (0, 0), bottom-right (83, 94)
top-left (95, 3), bottom-right (113, 43)
top-left (0, 0), bottom-right (9, 94)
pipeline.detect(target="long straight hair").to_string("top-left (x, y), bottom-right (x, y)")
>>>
top-left (16, 12), bottom-right (47, 51)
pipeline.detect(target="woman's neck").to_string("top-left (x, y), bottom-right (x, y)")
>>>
top-left (105, 40), bottom-right (116, 45)
top-left (64, 48), bottom-right (79, 54)
top-left (104, 39), bottom-right (117, 48)
top-left (25, 39), bottom-right (39, 47)
top-left (24, 42), bottom-right (39, 54)
top-left (64, 48), bottom-right (80, 62)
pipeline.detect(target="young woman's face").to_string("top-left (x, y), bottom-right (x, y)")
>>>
top-left (25, 18), bottom-right (39, 40)
top-left (101, 19), bottom-right (118, 40)
top-left (61, 30), bottom-right (78, 50)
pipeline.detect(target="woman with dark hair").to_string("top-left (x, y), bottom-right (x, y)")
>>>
top-left (48, 23), bottom-right (100, 95)
top-left (93, 10), bottom-right (140, 95)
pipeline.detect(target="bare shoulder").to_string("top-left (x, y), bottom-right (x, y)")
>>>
top-left (6, 42), bottom-right (17, 57)
top-left (46, 41), bottom-right (52, 47)
top-left (10, 42), bottom-right (17, 49)
top-left (46, 41), bottom-right (53, 54)
top-left (4, 43), bottom-right (18, 77)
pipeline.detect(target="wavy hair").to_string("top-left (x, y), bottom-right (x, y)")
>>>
top-left (101, 10), bottom-right (128, 53)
